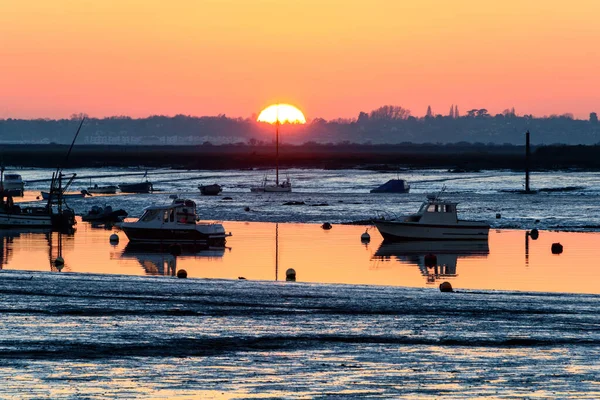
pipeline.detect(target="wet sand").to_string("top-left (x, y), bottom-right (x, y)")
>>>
top-left (2, 222), bottom-right (600, 398)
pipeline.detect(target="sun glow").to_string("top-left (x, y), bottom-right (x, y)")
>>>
top-left (257, 104), bottom-right (306, 124)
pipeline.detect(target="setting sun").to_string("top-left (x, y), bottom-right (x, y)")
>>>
top-left (257, 104), bottom-right (306, 124)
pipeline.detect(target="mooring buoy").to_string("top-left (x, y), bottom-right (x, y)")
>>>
top-left (177, 269), bottom-right (187, 279)
top-left (286, 268), bottom-right (296, 282)
top-left (529, 228), bottom-right (539, 240)
top-left (109, 233), bottom-right (119, 243)
top-left (551, 242), bottom-right (563, 254)
top-left (321, 222), bottom-right (332, 230)
top-left (439, 282), bottom-right (453, 292)
top-left (360, 230), bottom-right (370, 242)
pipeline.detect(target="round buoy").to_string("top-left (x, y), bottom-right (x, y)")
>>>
top-left (424, 253), bottom-right (437, 267)
top-left (169, 244), bottom-right (182, 256)
top-left (360, 231), bottom-right (370, 242)
top-left (54, 256), bottom-right (64, 266)
top-left (439, 282), bottom-right (453, 292)
top-left (244, 206), bottom-right (250, 212)
top-left (286, 268), bottom-right (296, 282)
top-left (321, 222), bottom-right (332, 230)
top-left (529, 228), bottom-right (539, 240)
top-left (109, 233), bottom-right (119, 243)
top-left (551, 242), bottom-right (563, 254)
top-left (176, 269), bottom-right (187, 279)
top-left (496, 213), bottom-right (501, 219)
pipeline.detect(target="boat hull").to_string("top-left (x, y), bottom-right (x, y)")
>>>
top-left (118, 182), bottom-right (153, 193)
top-left (374, 220), bottom-right (489, 241)
top-left (199, 184), bottom-right (222, 196)
top-left (0, 213), bottom-right (53, 228)
top-left (41, 191), bottom-right (85, 200)
top-left (87, 186), bottom-right (118, 194)
top-left (121, 226), bottom-right (227, 245)
top-left (251, 185), bottom-right (292, 193)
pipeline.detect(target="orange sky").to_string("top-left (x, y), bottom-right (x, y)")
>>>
top-left (1, 0), bottom-right (599, 120)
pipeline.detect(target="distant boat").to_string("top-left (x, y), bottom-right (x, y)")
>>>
top-left (118, 181), bottom-right (153, 193)
top-left (370, 179), bottom-right (410, 194)
top-left (87, 182), bottom-right (118, 194)
top-left (198, 183), bottom-right (222, 196)
top-left (1, 171), bottom-right (25, 197)
top-left (250, 113), bottom-right (292, 193)
top-left (41, 190), bottom-right (89, 201)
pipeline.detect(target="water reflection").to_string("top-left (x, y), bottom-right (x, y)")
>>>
top-left (0, 229), bottom-right (76, 272)
top-left (119, 243), bottom-right (227, 276)
top-left (373, 241), bottom-right (489, 284)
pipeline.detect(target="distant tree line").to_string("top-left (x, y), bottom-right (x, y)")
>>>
top-left (0, 105), bottom-right (598, 145)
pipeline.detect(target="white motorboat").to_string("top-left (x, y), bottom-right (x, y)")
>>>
top-left (373, 193), bottom-right (489, 241)
top-left (1, 172), bottom-right (25, 197)
top-left (0, 173), bottom-right (76, 229)
top-left (120, 198), bottom-right (230, 246)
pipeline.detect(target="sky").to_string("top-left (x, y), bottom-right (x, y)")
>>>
top-left (1, 0), bottom-right (599, 120)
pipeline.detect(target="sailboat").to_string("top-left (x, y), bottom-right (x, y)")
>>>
top-left (250, 108), bottom-right (292, 193)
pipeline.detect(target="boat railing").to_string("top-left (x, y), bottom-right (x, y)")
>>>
top-left (373, 210), bottom-right (400, 221)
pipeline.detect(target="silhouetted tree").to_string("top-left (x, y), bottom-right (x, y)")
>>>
top-left (426, 105), bottom-right (433, 118)
top-left (369, 105), bottom-right (410, 120)
top-left (357, 111), bottom-right (369, 123)
top-left (454, 105), bottom-right (459, 118)
top-left (449, 104), bottom-right (455, 118)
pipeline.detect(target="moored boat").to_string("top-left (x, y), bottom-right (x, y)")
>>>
top-left (118, 181), bottom-right (153, 193)
top-left (42, 190), bottom-right (89, 200)
top-left (120, 198), bottom-right (230, 246)
top-left (373, 193), bottom-right (489, 241)
top-left (87, 184), bottom-right (118, 194)
top-left (370, 179), bottom-right (410, 193)
top-left (251, 176), bottom-right (292, 193)
top-left (1, 172), bottom-right (25, 197)
top-left (198, 183), bottom-right (222, 196)
top-left (82, 205), bottom-right (128, 223)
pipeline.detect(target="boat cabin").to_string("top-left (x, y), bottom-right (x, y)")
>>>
top-left (138, 199), bottom-right (198, 225)
top-left (404, 195), bottom-right (459, 224)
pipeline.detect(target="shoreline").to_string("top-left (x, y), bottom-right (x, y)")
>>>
top-left (3, 143), bottom-right (600, 170)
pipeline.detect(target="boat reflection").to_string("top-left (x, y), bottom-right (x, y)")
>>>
top-left (0, 228), bottom-right (75, 272)
top-left (119, 243), bottom-right (227, 276)
top-left (373, 241), bottom-right (489, 284)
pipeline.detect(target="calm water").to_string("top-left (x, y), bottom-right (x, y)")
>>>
top-left (3, 167), bottom-right (600, 398)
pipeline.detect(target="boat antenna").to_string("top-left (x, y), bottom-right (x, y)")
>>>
top-left (435, 185), bottom-right (446, 201)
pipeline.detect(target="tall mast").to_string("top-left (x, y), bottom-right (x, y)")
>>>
top-left (275, 105), bottom-right (279, 185)
top-left (525, 130), bottom-right (530, 192)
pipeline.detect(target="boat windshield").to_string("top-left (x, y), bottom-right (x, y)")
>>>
top-left (140, 209), bottom-right (160, 222)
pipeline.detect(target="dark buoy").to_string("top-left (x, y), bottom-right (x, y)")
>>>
top-left (54, 256), bottom-right (64, 266)
top-left (286, 268), bottom-right (296, 282)
top-left (244, 206), bottom-right (251, 212)
top-left (529, 228), bottom-right (539, 240)
top-left (496, 213), bottom-right (501, 219)
top-left (551, 242), bottom-right (563, 254)
top-left (109, 233), bottom-right (119, 243)
top-left (439, 282), bottom-right (453, 292)
top-left (424, 253), bottom-right (437, 267)
top-left (169, 244), bottom-right (182, 256)
top-left (176, 269), bottom-right (187, 279)
top-left (321, 222), bottom-right (332, 230)
top-left (360, 230), bottom-right (370, 242)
